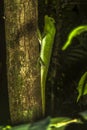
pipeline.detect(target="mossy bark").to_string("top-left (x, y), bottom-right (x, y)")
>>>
top-left (4, 0), bottom-right (41, 124)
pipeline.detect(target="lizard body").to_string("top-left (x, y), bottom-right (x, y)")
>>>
top-left (62, 25), bottom-right (87, 50)
top-left (40, 15), bottom-right (56, 116)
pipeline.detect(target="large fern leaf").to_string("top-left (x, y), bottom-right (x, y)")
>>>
top-left (64, 46), bottom-right (87, 64)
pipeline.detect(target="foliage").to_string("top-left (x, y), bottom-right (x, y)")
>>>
top-left (61, 25), bottom-right (87, 104)
top-left (77, 72), bottom-right (87, 102)
top-left (62, 26), bottom-right (87, 50)
top-left (2, 111), bottom-right (87, 130)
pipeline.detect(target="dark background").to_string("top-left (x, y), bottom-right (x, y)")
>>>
top-left (0, 0), bottom-right (10, 125)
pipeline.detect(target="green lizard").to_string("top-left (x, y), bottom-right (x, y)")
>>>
top-left (62, 25), bottom-right (87, 50)
top-left (40, 15), bottom-right (56, 116)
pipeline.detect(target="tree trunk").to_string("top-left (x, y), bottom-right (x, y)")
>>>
top-left (4, 0), bottom-right (41, 124)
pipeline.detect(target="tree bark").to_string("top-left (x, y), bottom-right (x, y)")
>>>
top-left (4, 0), bottom-right (41, 124)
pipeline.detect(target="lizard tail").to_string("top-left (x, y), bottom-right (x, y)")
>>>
top-left (41, 67), bottom-right (47, 116)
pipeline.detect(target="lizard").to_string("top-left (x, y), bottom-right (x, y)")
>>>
top-left (62, 25), bottom-right (87, 50)
top-left (40, 15), bottom-right (56, 116)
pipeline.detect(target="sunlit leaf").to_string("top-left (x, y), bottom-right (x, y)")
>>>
top-left (49, 117), bottom-right (80, 130)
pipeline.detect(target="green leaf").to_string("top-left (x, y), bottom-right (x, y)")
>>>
top-left (77, 72), bottom-right (87, 102)
top-left (79, 110), bottom-right (87, 120)
top-left (49, 117), bottom-right (80, 130)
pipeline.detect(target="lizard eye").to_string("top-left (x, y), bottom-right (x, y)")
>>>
top-left (50, 18), bottom-right (55, 23)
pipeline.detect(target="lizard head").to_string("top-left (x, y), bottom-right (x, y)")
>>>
top-left (45, 15), bottom-right (55, 24)
top-left (44, 15), bottom-right (56, 33)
